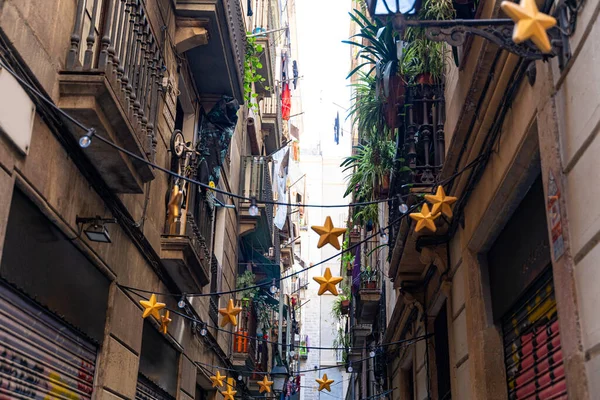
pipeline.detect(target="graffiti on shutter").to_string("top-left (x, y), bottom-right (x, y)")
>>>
top-left (0, 283), bottom-right (97, 399)
top-left (502, 269), bottom-right (567, 400)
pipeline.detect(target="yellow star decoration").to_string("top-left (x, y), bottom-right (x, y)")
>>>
top-left (139, 294), bottom-right (166, 320)
top-left (313, 267), bottom-right (344, 296)
top-left (220, 385), bottom-right (237, 400)
top-left (257, 376), bottom-right (274, 393)
top-left (501, 0), bottom-right (557, 53)
top-left (311, 216), bottom-right (346, 250)
top-left (210, 371), bottom-right (226, 388)
top-left (218, 299), bottom-right (243, 327)
top-left (159, 311), bottom-right (172, 335)
top-left (316, 374), bottom-right (334, 392)
top-left (424, 186), bottom-right (458, 218)
top-left (409, 203), bottom-right (441, 233)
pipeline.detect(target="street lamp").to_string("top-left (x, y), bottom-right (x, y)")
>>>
top-left (270, 365), bottom-right (288, 394)
top-left (364, 0), bottom-right (572, 61)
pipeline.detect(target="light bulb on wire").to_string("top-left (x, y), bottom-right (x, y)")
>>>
top-left (269, 279), bottom-right (278, 295)
top-left (237, 375), bottom-right (243, 381)
top-left (379, 228), bottom-right (388, 244)
top-left (348, 366), bottom-right (353, 373)
top-left (78, 128), bottom-right (95, 148)
top-left (199, 323), bottom-right (208, 337)
top-left (178, 294), bottom-right (186, 309)
top-left (369, 350), bottom-right (376, 358)
top-left (398, 198), bottom-right (409, 214)
top-left (248, 197), bottom-right (259, 216)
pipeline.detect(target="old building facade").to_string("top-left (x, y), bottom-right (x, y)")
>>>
top-left (0, 0), bottom-right (301, 399)
top-left (378, 0), bottom-right (600, 398)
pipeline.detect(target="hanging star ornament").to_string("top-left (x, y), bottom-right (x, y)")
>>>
top-left (424, 186), bottom-right (458, 218)
top-left (220, 385), bottom-right (237, 400)
top-left (218, 299), bottom-right (243, 327)
top-left (501, 0), bottom-right (557, 53)
top-left (311, 216), bottom-right (346, 250)
top-left (210, 371), bottom-right (226, 388)
top-left (316, 373), bottom-right (335, 392)
top-left (313, 267), bottom-right (344, 296)
top-left (159, 311), bottom-right (171, 335)
top-left (139, 294), bottom-right (166, 320)
top-left (409, 203), bottom-right (441, 233)
top-left (257, 376), bottom-right (274, 393)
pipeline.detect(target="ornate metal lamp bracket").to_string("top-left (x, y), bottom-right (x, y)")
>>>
top-left (395, 17), bottom-right (567, 61)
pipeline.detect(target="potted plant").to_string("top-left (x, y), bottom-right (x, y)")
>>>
top-left (361, 266), bottom-right (378, 289)
top-left (332, 285), bottom-right (352, 318)
top-left (341, 235), bottom-right (355, 276)
top-left (236, 270), bottom-right (259, 305)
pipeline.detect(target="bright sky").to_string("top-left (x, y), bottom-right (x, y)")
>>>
top-left (295, 0), bottom-right (353, 156)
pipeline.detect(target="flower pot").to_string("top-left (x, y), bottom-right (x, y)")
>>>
top-left (364, 281), bottom-right (377, 289)
top-left (341, 300), bottom-right (350, 314)
top-left (384, 75), bottom-right (406, 129)
top-left (416, 72), bottom-right (434, 85)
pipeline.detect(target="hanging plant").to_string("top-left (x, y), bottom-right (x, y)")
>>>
top-left (244, 36), bottom-right (268, 109)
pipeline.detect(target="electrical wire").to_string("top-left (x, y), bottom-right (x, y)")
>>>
top-left (0, 59), bottom-right (433, 210)
top-left (192, 335), bottom-right (428, 377)
top-left (119, 202), bottom-right (422, 299)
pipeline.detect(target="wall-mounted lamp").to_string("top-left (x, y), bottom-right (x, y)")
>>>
top-left (75, 216), bottom-right (117, 243)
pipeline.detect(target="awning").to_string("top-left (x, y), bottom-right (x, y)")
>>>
top-left (241, 239), bottom-right (280, 281)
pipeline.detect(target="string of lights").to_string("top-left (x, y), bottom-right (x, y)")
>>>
top-left (118, 202), bottom-right (422, 299)
top-left (0, 59), bottom-right (433, 211)
top-left (192, 335), bottom-right (428, 377)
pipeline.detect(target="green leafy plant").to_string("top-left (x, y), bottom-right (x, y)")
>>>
top-left (331, 284), bottom-right (352, 320)
top-left (341, 234), bottom-right (356, 270)
top-left (236, 270), bottom-right (259, 300)
top-left (243, 36), bottom-right (267, 109)
top-left (341, 139), bottom-right (396, 201)
top-left (347, 72), bottom-right (389, 140)
top-left (344, 9), bottom-right (399, 80)
top-left (401, 0), bottom-right (455, 83)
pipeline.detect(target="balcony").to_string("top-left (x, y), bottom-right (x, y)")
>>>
top-left (160, 211), bottom-right (211, 291)
top-left (175, 0), bottom-right (245, 103)
top-left (259, 90), bottom-right (282, 155)
top-left (254, 35), bottom-right (275, 95)
top-left (356, 269), bottom-right (382, 325)
top-left (59, 0), bottom-right (162, 193)
top-left (239, 156), bottom-right (274, 249)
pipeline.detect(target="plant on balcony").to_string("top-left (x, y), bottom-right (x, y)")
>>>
top-left (237, 270), bottom-right (260, 302)
top-left (332, 326), bottom-right (350, 364)
top-left (401, 0), bottom-right (455, 84)
top-left (244, 36), bottom-right (267, 110)
top-left (361, 265), bottom-right (378, 289)
top-left (341, 235), bottom-right (355, 275)
top-left (332, 284), bottom-right (352, 319)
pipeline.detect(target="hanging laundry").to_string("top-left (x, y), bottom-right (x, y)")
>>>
top-left (334, 112), bottom-right (340, 144)
top-left (293, 60), bottom-right (299, 89)
top-left (282, 83), bottom-right (292, 120)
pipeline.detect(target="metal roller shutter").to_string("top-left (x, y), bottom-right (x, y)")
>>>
top-left (502, 269), bottom-right (567, 400)
top-left (135, 375), bottom-right (174, 400)
top-left (0, 283), bottom-right (97, 400)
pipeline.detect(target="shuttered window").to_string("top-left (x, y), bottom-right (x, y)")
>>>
top-left (0, 283), bottom-right (97, 400)
top-left (135, 375), bottom-right (175, 400)
top-left (502, 269), bottom-right (567, 400)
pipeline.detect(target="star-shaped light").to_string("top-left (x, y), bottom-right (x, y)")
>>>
top-left (159, 311), bottom-right (171, 334)
top-left (220, 385), bottom-right (237, 400)
top-left (313, 267), bottom-right (344, 296)
top-left (311, 216), bottom-right (346, 250)
top-left (424, 186), bottom-right (457, 218)
top-left (218, 299), bottom-right (243, 327)
top-left (257, 376), bottom-right (274, 393)
top-left (501, 0), bottom-right (557, 53)
top-left (210, 371), bottom-right (226, 388)
top-left (409, 203), bottom-right (441, 233)
top-left (316, 374), bottom-right (334, 392)
top-left (139, 294), bottom-right (166, 320)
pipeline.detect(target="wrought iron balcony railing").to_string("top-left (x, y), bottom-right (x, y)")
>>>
top-left (240, 156), bottom-right (274, 232)
top-left (66, 0), bottom-right (164, 158)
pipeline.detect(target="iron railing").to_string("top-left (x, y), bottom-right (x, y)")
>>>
top-left (67, 0), bottom-right (164, 159)
top-left (241, 156), bottom-right (274, 236)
